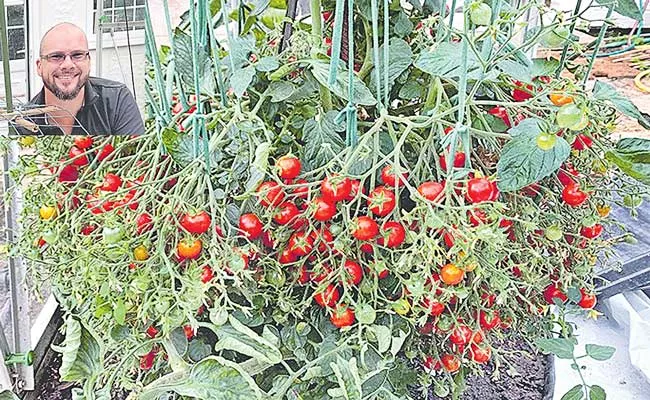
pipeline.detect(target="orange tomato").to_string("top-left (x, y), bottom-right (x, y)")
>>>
top-left (177, 238), bottom-right (202, 260)
top-left (549, 92), bottom-right (574, 106)
top-left (440, 263), bottom-right (465, 285)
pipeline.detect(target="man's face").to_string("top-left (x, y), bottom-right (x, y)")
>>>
top-left (37, 26), bottom-right (90, 101)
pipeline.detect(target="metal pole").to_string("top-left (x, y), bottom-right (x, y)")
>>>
top-left (0, 0), bottom-right (34, 391)
top-left (96, 0), bottom-right (103, 77)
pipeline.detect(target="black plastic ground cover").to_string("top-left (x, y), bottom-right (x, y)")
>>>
top-left (596, 202), bottom-right (650, 300)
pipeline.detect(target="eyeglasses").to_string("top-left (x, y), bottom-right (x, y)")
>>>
top-left (40, 51), bottom-right (90, 64)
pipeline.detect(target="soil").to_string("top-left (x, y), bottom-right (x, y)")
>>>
top-left (420, 335), bottom-right (553, 400)
top-left (30, 349), bottom-right (78, 400)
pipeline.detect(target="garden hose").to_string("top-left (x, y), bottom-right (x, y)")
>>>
top-left (634, 69), bottom-right (650, 92)
top-left (591, 0), bottom-right (649, 58)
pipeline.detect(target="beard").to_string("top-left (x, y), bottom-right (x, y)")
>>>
top-left (43, 68), bottom-right (89, 101)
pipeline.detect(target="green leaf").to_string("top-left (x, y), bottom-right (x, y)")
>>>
top-left (370, 325), bottom-right (392, 354)
top-left (161, 128), bottom-right (196, 167)
top-left (51, 317), bottom-right (102, 382)
top-left (507, 117), bottom-right (544, 139)
top-left (390, 329), bottom-right (409, 356)
top-left (593, 81), bottom-right (650, 128)
top-left (562, 385), bottom-right (585, 400)
top-left (414, 42), bottom-right (480, 79)
top-left (213, 315), bottom-right (283, 365)
top-left (302, 111), bottom-right (346, 169)
top-left (330, 357), bottom-right (363, 400)
top-left (369, 38), bottom-right (413, 99)
top-left (171, 326), bottom-right (189, 357)
top-left (535, 338), bottom-right (575, 359)
top-left (393, 11), bottom-right (414, 37)
top-left (173, 29), bottom-right (215, 95)
top-left (231, 65), bottom-right (256, 98)
top-left (225, 36), bottom-right (256, 70)
top-left (605, 138), bottom-right (650, 184)
top-left (497, 135), bottom-right (570, 192)
top-left (595, 0), bottom-right (642, 21)
top-left (268, 81), bottom-right (295, 102)
top-left (113, 299), bottom-right (126, 325)
top-left (531, 58), bottom-right (560, 77)
top-left (255, 56), bottom-right (279, 72)
top-left (589, 385), bottom-right (606, 400)
top-left (139, 356), bottom-right (262, 400)
top-left (310, 61), bottom-right (378, 106)
top-left (188, 338), bottom-right (213, 362)
top-left (398, 80), bottom-right (424, 100)
top-left (360, 368), bottom-right (390, 397)
top-left (567, 287), bottom-right (582, 303)
top-left (0, 391), bottom-right (20, 400)
top-left (245, 141), bottom-right (271, 192)
top-left (497, 59), bottom-right (533, 84)
top-left (585, 344), bottom-right (616, 361)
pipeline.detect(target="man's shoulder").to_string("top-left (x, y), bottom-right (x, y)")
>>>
top-left (88, 76), bottom-right (129, 90)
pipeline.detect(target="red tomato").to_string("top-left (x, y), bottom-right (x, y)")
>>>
top-left (466, 177), bottom-right (498, 203)
top-left (512, 81), bottom-right (533, 102)
top-left (288, 232), bottom-right (314, 257)
top-left (488, 106), bottom-right (511, 127)
top-left (276, 155), bottom-right (302, 179)
top-left (351, 216), bottom-right (379, 241)
top-left (543, 283), bottom-right (568, 305)
top-left (273, 201), bottom-right (300, 225)
top-left (261, 231), bottom-right (276, 249)
top-left (200, 265), bottom-right (214, 283)
top-left (345, 179), bottom-right (364, 201)
top-left (140, 350), bottom-right (157, 370)
top-left (422, 297), bottom-right (445, 316)
top-left (314, 284), bottom-right (340, 307)
top-left (580, 224), bottom-right (603, 239)
top-left (58, 164), bottom-right (79, 183)
top-left (343, 260), bottom-right (363, 286)
top-left (450, 325), bottom-right (473, 345)
top-left (311, 227), bottom-right (334, 252)
top-left (146, 325), bottom-right (159, 338)
top-left (470, 344), bottom-right (491, 364)
top-left (479, 310), bottom-right (501, 330)
top-left (69, 146), bottom-right (89, 166)
top-left (100, 173), bottom-right (122, 192)
top-left (239, 213), bottom-right (263, 239)
top-left (312, 197), bottom-right (337, 221)
top-left (183, 325), bottom-right (195, 340)
top-left (378, 221), bottom-right (406, 248)
top-left (557, 164), bottom-right (579, 186)
top-left (439, 151), bottom-right (466, 171)
top-left (81, 224), bottom-right (97, 236)
top-left (468, 208), bottom-right (489, 226)
top-left (177, 238), bottom-right (202, 260)
top-left (321, 175), bottom-right (352, 202)
top-left (330, 304), bottom-right (355, 328)
top-left (278, 247), bottom-right (298, 264)
top-left (297, 264), bottom-right (311, 284)
top-left (441, 354), bottom-right (460, 373)
top-left (180, 210), bottom-right (211, 234)
top-left (561, 183), bottom-right (588, 207)
top-left (73, 136), bottom-right (93, 149)
top-left (136, 213), bottom-right (154, 235)
top-left (381, 165), bottom-right (408, 187)
top-left (418, 181), bottom-right (445, 202)
top-left (367, 186), bottom-right (396, 217)
top-left (578, 288), bottom-right (597, 309)
top-left (257, 181), bottom-right (285, 207)
top-left (291, 179), bottom-right (310, 199)
top-left (572, 134), bottom-right (593, 151)
top-left (98, 143), bottom-right (114, 161)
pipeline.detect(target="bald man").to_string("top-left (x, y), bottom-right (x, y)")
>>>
top-left (15, 22), bottom-right (144, 135)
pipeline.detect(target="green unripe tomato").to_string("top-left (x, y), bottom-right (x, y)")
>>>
top-left (556, 104), bottom-right (584, 129)
top-left (536, 133), bottom-right (557, 151)
top-left (544, 225), bottom-right (563, 241)
top-left (541, 25), bottom-right (570, 48)
top-left (470, 2), bottom-right (492, 26)
top-left (355, 303), bottom-right (377, 325)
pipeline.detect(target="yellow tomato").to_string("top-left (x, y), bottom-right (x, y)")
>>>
top-left (440, 263), bottom-right (465, 285)
top-left (392, 298), bottom-right (411, 316)
top-left (549, 92), bottom-right (574, 106)
top-left (133, 245), bottom-right (149, 261)
top-left (39, 205), bottom-right (57, 220)
top-left (19, 136), bottom-right (36, 146)
top-left (596, 204), bottom-right (611, 217)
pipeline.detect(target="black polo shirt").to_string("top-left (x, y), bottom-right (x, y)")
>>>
top-left (13, 76), bottom-right (144, 135)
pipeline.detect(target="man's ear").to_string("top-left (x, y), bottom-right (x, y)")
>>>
top-left (36, 59), bottom-right (42, 77)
